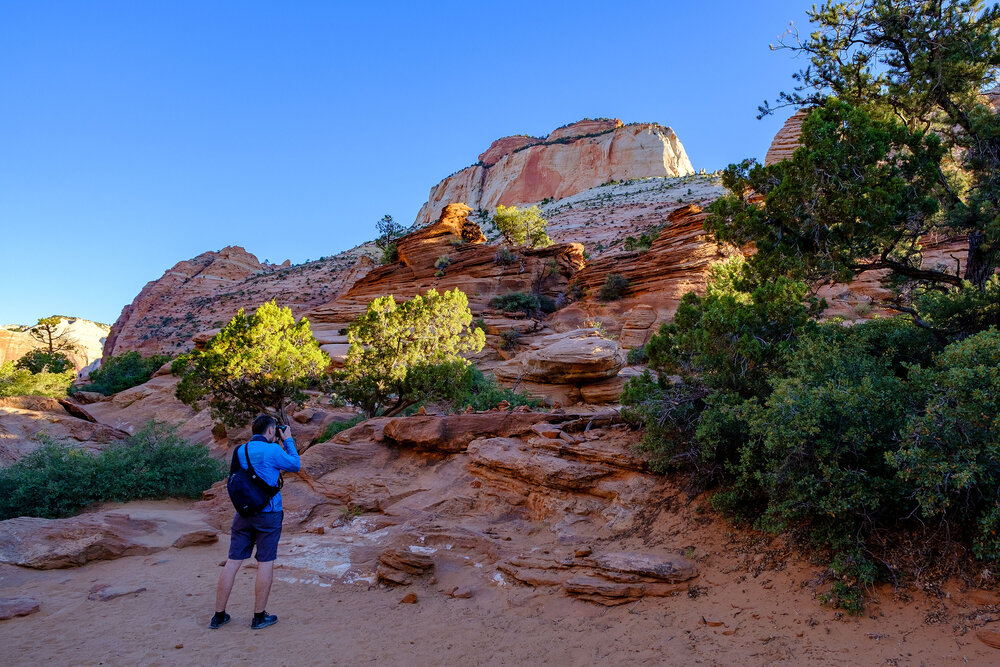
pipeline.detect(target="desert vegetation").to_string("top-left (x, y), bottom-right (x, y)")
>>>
top-left (0, 422), bottom-right (224, 520)
top-left (624, 0), bottom-right (1000, 612)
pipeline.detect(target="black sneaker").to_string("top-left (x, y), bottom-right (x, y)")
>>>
top-left (251, 612), bottom-right (278, 630)
top-left (209, 612), bottom-right (231, 629)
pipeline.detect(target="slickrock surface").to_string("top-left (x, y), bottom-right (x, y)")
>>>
top-left (0, 318), bottom-right (110, 372)
top-left (415, 119), bottom-right (694, 224)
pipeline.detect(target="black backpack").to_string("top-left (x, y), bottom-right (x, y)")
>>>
top-left (226, 442), bottom-right (283, 517)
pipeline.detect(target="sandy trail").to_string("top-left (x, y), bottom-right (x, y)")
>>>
top-left (2, 502), bottom-right (998, 666)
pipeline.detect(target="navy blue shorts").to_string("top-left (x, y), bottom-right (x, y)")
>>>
top-left (228, 511), bottom-right (283, 562)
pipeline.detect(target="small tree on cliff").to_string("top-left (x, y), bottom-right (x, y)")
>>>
top-left (493, 205), bottom-right (552, 249)
top-left (16, 350), bottom-right (73, 374)
top-left (29, 316), bottom-right (78, 354)
top-left (375, 214), bottom-right (404, 264)
top-left (329, 288), bottom-right (486, 417)
top-left (172, 301), bottom-right (329, 427)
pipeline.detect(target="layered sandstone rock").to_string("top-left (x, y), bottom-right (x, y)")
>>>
top-left (763, 108), bottom-right (810, 166)
top-left (494, 329), bottom-right (625, 385)
top-left (415, 120), bottom-right (694, 224)
top-left (305, 204), bottom-right (586, 332)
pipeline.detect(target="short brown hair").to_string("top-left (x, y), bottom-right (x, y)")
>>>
top-left (251, 414), bottom-right (276, 435)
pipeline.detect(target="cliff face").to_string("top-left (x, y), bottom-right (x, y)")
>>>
top-left (103, 245), bottom-right (374, 358)
top-left (415, 119), bottom-right (694, 224)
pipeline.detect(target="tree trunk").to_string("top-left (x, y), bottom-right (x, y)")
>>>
top-left (964, 231), bottom-right (996, 289)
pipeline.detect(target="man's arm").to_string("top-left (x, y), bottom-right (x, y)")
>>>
top-left (271, 424), bottom-right (301, 472)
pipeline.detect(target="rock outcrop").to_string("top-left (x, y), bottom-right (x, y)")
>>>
top-left (763, 108), bottom-right (810, 166)
top-left (304, 204), bottom-right (586, 333)
top-left (415, 120), bottom-right (694, 224)
top-left (0, 508), bottom-right (217, 569)
top-left (0, 396), bottom-right (129, 466)
top-left (103, 245), bottom-right (374, 358)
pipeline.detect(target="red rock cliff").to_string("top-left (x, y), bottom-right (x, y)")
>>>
top-left (415, 119), bottom-right (693, 224)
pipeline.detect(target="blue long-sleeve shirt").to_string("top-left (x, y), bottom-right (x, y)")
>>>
top-left (235, 434), bottom-right (300, 512)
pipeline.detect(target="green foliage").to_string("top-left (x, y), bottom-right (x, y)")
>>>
top-left (434, 255), bottom-right (452, 270)
top-left (914, 276), bottom-right (1000, 337)
top-left (757, 0), bottom-right (1000, 289)
top-left (889, 328), bottom-right (1000, 560)
top-left (598, 274), bottom-right (629, 301)
top-left (499, 329), bottom-right (521, 350)
top-left (623, 232), bottom-right (658, 252)
top-left (380, 242), bottom-right (398, 265)
top-left (451, 366), bottom-right (541, 411)
top-left (708, 99), bottom-right (945, 285)
top-left (490, 292), bottom-right (539, 313)
top-left (494, 246), bottom-right (516, 265)
top-left (0, 422), bottom-right (224, 520)
top-left (318, 414), bottom-right (367, 442)
top-left (626, 344), bottom-right (648, 365)
top-left (0, 361), bottom-right (74, 398)
top-left (16, 350), bottom-right (72, 374)
top-left (77, 351), bottom-right (171, 396)
top-left (329, 289), bottom-right (485, 417)
top-left (375, 214), bottom-right (403, 251)
top-left (173, 301), bottom-right (328, 427)
top-left (492, 205), bottom-right (552, 248)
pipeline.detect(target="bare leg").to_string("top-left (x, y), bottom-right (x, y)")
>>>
top-left (254, 560), bottom-right (274, 613)
top-left (215, 559), bottom-right (243, 612)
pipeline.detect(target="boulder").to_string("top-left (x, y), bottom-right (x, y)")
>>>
top-left (495, 329), bottom-right (625, 385)
top-left (382, 412), bottom-right (550, 453)
top-left (0, 397), bottom-right (130, 467)
top-left (0, 510), bottom-right (217, 569)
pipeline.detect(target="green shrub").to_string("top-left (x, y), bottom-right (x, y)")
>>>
top-left (499, 329), bottom-right (521, 350)
top-left (0, 361), bottom-right (74, 398)
top-left (434, 255), bottom-right (452, 270)
top-left (494, 247), bottom-right (516, 266)
top-left (598, 274), bottom-right (629, 301)
top-left (537, 295), bottom-right (557, 314)
top-left (380, 243), bottom-right (398, 265)
top-left (626, 345), bottom-right (648, 365)
top-left (16, 350), bottom-right (72, 374)
top-left (77, 351), bottom-right (171, 396)
top-left (318, 414), bottom-right (367, 442)
top-left (490, 292), bottom-right (540, 313)
top-left (623, 232), bottom-right (658, 252)
top-left (452, 367), bottom-right (540, 411)
top-left (0, 422), bottom-right (224, 520)
top-left (888, 329), bottom-right (1000, 560)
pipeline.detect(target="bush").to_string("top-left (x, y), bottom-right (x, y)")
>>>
top-left (452, 367), bottom-right (540, 411)
top-left (78, 351), bottom-right (172, 396)
top-left (0, 361), bottom-right (74, 398)
top-left (598, 274), bottom-right (629, 301)
top-left (626, 345), bottom-right (648, 365)
top-left (623, 232), bottom-right (657, 252)
top-left (380, 243), bottom-right (398, 265)
top-left (434, 255), bottom-right (452, 270)
top-left (16, 350), bottom-right (72, 374)
top-left (499, 329), bottom-right (521, 350)
top-left (889, 328), bottom-right (1000, 560)
top-left (318, 414), bottom-right (367, 442)
top-left (0, 422), bottom-right (224, 520)
top-left (490, 292), bottom-right (540, 313)
top-left (494, 246), bottom-right (516, 266)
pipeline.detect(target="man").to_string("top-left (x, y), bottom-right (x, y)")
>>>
top-left (209, 414), bottom-right (300, 630)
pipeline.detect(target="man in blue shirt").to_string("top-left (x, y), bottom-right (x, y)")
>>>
top-left (209, 414), bottom-right (301, 630)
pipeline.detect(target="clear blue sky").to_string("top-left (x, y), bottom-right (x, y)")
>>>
top-left (1, 0), bottom-right (813, 326)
